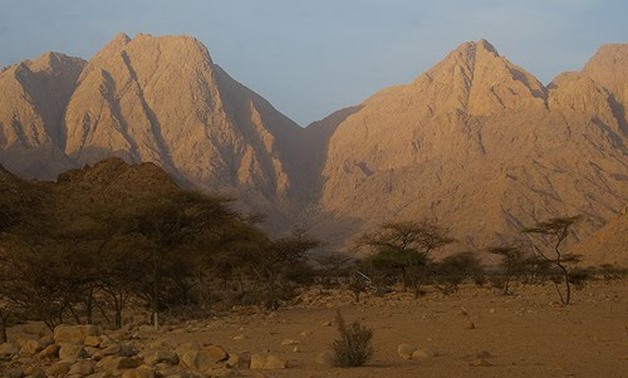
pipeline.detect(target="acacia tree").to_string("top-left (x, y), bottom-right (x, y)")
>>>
top-left (127, 190), bottom-right (239, 328)
top-left (247, 230), bottom-right (318, 310)
top-left (524, 216), bottom-right (582, 305)
top-left (360, 220), bottom-right (454, 298)
top-left (487, 245), bottom-right (533, 295)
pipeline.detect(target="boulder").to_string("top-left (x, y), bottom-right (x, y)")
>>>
top-left (143, 349), bottom-right (179, 366)
top-left (44, 362), bottom-right (71, 378)
top-left (83, 335), bottom-right (101, 347)
top-left (19, 339), bottom-right (42, 356)
top-left (53, 324), bottom-right (101, 345)
top-left (176, 343), bottom-right (228, 371)
top-left (58, 343), bottom-right (89, 361)
top-left (121, 365), bottom-right (155, 378)
top-left (0, 342), bottom-right (19, 359)
top-left (37, 344), bottom-right (60, 359)
top-left (68, 361), bottom-right (94, 375)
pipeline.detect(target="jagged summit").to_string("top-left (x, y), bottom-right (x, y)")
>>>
top-left (0, 34), bottom-right (626, 256)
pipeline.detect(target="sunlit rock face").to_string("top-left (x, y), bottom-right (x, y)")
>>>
top-left (0, 36), bottom-right (626, 255)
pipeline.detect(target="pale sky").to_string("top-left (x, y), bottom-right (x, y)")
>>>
top-left (1, 1), bottom-right (626, 126)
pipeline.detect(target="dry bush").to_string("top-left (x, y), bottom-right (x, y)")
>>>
top-left (331, 311), bottom-right (374, 367)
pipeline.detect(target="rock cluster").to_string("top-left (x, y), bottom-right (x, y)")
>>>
top-left (0, 324), bottom-right (290, 377)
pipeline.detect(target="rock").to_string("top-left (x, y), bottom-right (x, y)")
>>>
top-left (44, 362), bottom-right (71, 377)
top-left (176, 343), bottom-right (227, 371)
top-left (68, 361), bottom-right (94, 375)
top-left (464, 320), bottom-right (476, 330)
top-left (249, 353), bottom-right (266, 369)
top-left (84, 335), bottom-right (101, 347)
top-left (0, 342), bottom-right (19, 359)
top-left (321, 321), bottom-right (333, 327)
top-left (5, 368), bottom-right (23, 378)
top-left (118, 357), bottom-right (144, 369)
top-left (468, 357), bottom-right (492, 367)
top-left (397, 343), bottom-right (417, 360)
top-left (121, 365), bottom-right (155, 378)
top-left (143, 349), bottom-right (179, 366)
top-left (292, 346), bottom-right (302, 353)
top-left (58, 343), bottom-right (89, 361)
top-left (263, 354), bottom-right (287, 369)
top-left (226, 352), bottom-right (251, 369)
top-left (19, 339), bottom-right (42, 356)
top-left (281, 339), bottom-right (300, 346)
top-left (23, 366), bottom-right (46, 378)
top-left (412, 348), bottom-right (437, 360)
top-left (315, 350), bottom-right (335, 366)
top-left (97, 355), bottom-right (143, 371)
top-left (53, 324), bottom-right (101, 345)
top-left (102, 343), bottom-right (122, 356)
top-left (37, 344), bottom-right (60, 359)
top-left (206, 345), bottom-right (229, 363)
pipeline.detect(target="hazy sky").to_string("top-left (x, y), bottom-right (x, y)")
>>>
top-left (1, 1), bottom-right (626, 126)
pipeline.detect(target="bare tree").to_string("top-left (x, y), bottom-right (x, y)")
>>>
top-left (524, 216), bottom-right (582, 305)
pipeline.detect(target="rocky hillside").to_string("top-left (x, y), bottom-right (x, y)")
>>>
top-left (0, 33), bottom-right (308, 231)
top-left (0, 35), bottom-right (626, 256)
top-left (313, 40), bottom-right (627, 249)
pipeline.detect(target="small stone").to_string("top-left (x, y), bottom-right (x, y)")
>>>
top-left (315, 350), bottom-right (335, 366)
top-left (232, 334), bottom-right (246, 341)
top-left (464, 320), bottom-right (476, 330)
top-left (412, 348), bottom-right (437, 360)
top-left (293, 346), bottom-right (302, 353)
top-left (468, 357), bottom-right (492, 367)
top-left (397, 343), bottom-right (417, 360)
top-left (281, 339), bottom-right (300, 346)
top-left (226, 352), bottom-right (251, 369)
top-left (249, 353), bottom-right (266, 369)
top-left (321, 321), bottom-right (333, 327)
top-left (264, 354), bottom-right (287, 369)
top-left (489, 308), bottom-right (496, 314)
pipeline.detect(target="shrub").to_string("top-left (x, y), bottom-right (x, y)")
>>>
top-left (331, 311), bottom-right (374, 367)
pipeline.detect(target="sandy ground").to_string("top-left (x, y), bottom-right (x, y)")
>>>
top-left (6, 280), bottom-right (628, 377)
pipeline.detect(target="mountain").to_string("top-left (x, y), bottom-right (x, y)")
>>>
top-left (0, 52), bottom-right (86, 178)
top-left (1, 33), bottom-right (308, 230)
top-left (0, 35), bottom-right (626, 259)
top-left (571, 210), bottom-right (628, 267)
top-left (312, 40), bottom-right (627, 249)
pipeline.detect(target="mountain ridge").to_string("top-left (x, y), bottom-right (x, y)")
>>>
top-left (0, 34), bottom-right (626, 259)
